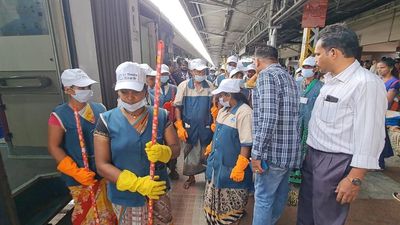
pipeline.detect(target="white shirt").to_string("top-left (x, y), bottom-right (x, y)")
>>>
top-left (307, 60), bottom-right (387, 169)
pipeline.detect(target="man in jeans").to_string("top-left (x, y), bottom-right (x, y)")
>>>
top-left (251, 45), bottom-right (301, 225)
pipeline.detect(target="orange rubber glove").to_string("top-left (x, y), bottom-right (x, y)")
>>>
top-left (230, 155), bottom-right (250, 182)
top-left (211, 123), bottom-right (216, 132)
top-left (204, 142), bottom-right (212, 156)
top-left (116, 170), bottom-right (166, 200)
top-left (245, 73), bottom-right (258, 89)
top-left (174, 120), bottom-right (188, 142)
top-left (145, 141), bottom-right (172, 163)
top-left (57, 156), bottom-right (96, 186)
top-left (210, 105), bottom-right (219, 120)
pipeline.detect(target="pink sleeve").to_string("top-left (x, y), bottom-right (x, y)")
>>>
top-left (48, 113), bottom-right (61, 127)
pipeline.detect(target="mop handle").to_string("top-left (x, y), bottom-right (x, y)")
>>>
top-left (148, 40), bottom-right (164, 225)
top-left (73, 107), bottom-right (100, 225)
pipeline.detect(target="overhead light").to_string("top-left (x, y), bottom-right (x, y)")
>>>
top-left (149, 0), bottom-right (214, 65)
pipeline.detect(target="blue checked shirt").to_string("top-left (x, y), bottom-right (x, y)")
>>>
top-left (251, 63), bottom-right (301, 169)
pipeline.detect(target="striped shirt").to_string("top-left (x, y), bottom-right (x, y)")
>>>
top-left (251, 63), bottom-right (301, 169)
top-left (307, 60), bottom-right (387, 169)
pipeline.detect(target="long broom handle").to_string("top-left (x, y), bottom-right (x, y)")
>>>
top-left (148, 40), bottom-right (165, 225)
top-left (73, 108), bottom-right (100, 225)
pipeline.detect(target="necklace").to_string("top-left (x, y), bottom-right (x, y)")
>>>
top-left (124, 107), bottom-right (145, 119)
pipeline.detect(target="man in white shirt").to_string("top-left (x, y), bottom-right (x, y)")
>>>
top-left (296, 24), bottom-right (387, 225)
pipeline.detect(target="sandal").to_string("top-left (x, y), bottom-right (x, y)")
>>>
top-left (393, 192), bottom-right (400, 202)
top-left (183, 177), bottom-right (195, 189)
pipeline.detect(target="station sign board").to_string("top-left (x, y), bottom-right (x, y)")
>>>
top-left (301, 0), bottom-right (329, 28)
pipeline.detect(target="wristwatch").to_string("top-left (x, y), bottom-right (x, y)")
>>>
top-left (347, 177), bottom-right (362, 186)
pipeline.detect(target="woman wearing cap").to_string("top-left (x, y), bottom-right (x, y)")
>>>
top-left (292, 56), bottom-right (323, 182)
top-left (94, 62), bottom-right (180, 224)
top-left (139, 63), bottom-right (156, 106)
top-left (245, 64), bottom-right (257, 81)
top-left (148, 64), bottom-right (178, 108)
top-left (48, 69), bottom-right (116, 224)
top-left (174, 58), bottom-right (214, 189)
top-left (230, 68), bottom-right (251, 103)
top-left (149, 64), bottom-right (179, 180)
top-left (203, 79), bottom-right (253, 225)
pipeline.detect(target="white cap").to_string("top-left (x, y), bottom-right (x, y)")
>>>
top-left (302, 56), bottom-right (316, 67)
top-left (212, 79), bottom-right (241, 95)
top-left (149, 70), bottom-right (157, 77)
top-left (246, 64), bottom-right (256, 71)
top-left (161, 64), bottom-right (170, 74)
top-left (61, 69), bottom-right (97, 87)
top-left (229, 68), bottom-right (243, 78)
top-left (140, 64), bottom-right (154, 75)
top-left (115, 62), bottom-right (146, 91)
top-left (227, 55), bottom-right (238, 64)
top-left (190, 58), bottom-right (207, 71)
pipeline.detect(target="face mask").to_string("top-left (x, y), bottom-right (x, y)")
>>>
top-left (302, 68), bottom-right (314, 78)
top-left (72, 90), bottom-right (93, 103)
top-left (119, 98), bottom-right (146, 112)
top-left (160, 76), bottom-right (169, 83)
top-left (227, 66), bottom-right (235, 73)
top-left (219, 97), bottom-right (230, 107)
top-left (194, 75), bottom-right (206, 82)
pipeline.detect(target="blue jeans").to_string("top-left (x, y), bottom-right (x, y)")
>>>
top-left (253, 162), bottom-right (290, 225)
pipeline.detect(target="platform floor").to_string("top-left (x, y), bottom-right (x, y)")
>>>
top-left (2, 145), bottom-right (400, 225)
top-left (170, 155), bottom-right (400, 225)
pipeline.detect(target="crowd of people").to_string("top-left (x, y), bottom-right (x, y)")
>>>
top-left (47, 23), bottom-right (399, 225)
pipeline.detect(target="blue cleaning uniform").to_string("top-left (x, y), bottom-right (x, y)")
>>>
top-left (149, 83), bottom-right (177, 107)
top-left (174, 79), bottom-right (214, 146)
top-left (206, 102), bottom-right (253, 189)
top-left (52, 102), bottom-right (106, 186)
top-left (101, 106), bottom-right (169, 207)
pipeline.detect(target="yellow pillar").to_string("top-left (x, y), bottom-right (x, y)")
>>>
top-left (299, 27), bottom-right (319, 67)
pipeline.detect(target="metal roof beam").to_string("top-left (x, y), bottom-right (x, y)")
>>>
top-left (199, 30), bottom-right (225, 37)
top-left (191, 8), bottom-right (227, 18)
top-left (189, 0), bottom-right (226, 8)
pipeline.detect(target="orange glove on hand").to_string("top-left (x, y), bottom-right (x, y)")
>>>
top-left (204, 142), bottom-right (212, 156)
top-left (145, 141), bottom-right (172, 163)
top-left (210, 105), bottom-right (219, 120)
top-left (211, 123), bottom-right (216, 132)
top-left (57, 156), bottom-right (96, 186)
top-left (230, 155), bottom-right (249, 182)
top-left (245, 73), bottom-right (258, 89)
top-left (174, 120), bottom-right (188, 142)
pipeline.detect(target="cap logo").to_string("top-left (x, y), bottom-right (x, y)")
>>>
top-left (118, 72), bottom-right (138, 81)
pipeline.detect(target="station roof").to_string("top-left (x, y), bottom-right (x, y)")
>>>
top-left (182, 0), bottom-right (396, 62)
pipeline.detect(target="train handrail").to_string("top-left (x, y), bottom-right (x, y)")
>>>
top-left (0, 76), bottom-right (52, 89)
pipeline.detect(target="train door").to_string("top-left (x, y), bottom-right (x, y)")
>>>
top-left (0, 0), bottom-right (70, 191)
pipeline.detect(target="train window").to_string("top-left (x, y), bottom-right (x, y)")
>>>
top-left (0, 0), bottom-right (49, 36)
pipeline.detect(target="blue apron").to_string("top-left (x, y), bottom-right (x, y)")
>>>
top-left (102, 106), bottom-right (169, 207)
top-left (53, 102), bottom-right (105, 186)
top-left (205, 103), bottom-right (253, 189)
top-left (181, 79), bottom-right (213, 146)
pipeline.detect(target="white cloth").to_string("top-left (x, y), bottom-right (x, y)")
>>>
top-left (307, 60), bottom-right (387, 169)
